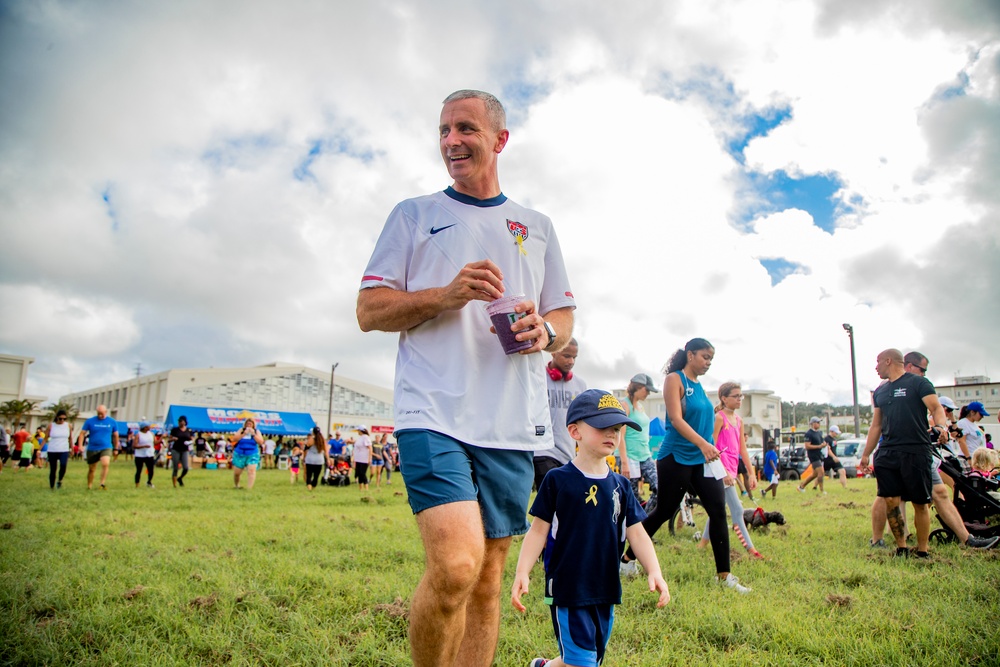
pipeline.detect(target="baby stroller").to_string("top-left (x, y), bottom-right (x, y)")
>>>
top-left (929, 447), bottom-right (1000, 544)
top-left (322, 457), bottom-right (352, 487)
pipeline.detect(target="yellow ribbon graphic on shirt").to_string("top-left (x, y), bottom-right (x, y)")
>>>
top-left (515, 235), bottom-right (527, 256)
top-left (585, 485), bottom-right (598, 506)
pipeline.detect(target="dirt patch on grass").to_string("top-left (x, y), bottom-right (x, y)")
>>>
top-left (837, 502), bottom-right (862, 509)
top-left (1, 522), bottom-right (13, 530)
top-left (371, 596), bottom-right (409, 619)
top-left (841, 573), bottom-right (866, 588)
top-left (189, 592), bottom-right (219, 610)
top-left (826, 593), bottom-right (852, 607)
top-left (123, 585), bottom-right (145, 600)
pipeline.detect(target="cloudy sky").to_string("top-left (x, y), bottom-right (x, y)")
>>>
top-left (1, 0), bottom-right (998, 409)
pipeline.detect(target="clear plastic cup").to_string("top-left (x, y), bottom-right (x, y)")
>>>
top-left (485, 294), bottom-right (533, 355)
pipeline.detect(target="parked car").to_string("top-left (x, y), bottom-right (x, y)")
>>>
top-left (778, 445), bottom-right (809, 480)
top-left (831, 438), bottom-right (864, 478)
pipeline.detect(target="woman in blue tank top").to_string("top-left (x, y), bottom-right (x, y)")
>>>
top-left (623, 338), bottom-right (751, 594)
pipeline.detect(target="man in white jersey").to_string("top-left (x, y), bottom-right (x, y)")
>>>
top-left (357, 89), bottom-right (575, 667)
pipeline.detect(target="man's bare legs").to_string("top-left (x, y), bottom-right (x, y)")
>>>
top-left (884, 497), bottom-right (907, 547)
top-left (86, 456), bottom-right (111, 488)
top-left (912, 503), bottom-right (930, 552)
top-left (932, 484), bottom-right (970, 543)
top-left (410, 500), bottom-right (511, 667)
top-left (872, 497), bottom-right (908, 543)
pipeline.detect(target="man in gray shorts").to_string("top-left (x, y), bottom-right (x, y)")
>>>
top-left (357, 90), bottom-right (575, 666)
top-left (868, 352), bottom-right (997, 550)
top-left (76, 404), bottom-right (119, 490)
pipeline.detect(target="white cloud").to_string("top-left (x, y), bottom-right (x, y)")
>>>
top-left (1, 0), bottom-right (996, 414)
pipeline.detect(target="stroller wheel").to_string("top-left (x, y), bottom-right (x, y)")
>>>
top-left (929, 528), bottom-right (955, 545)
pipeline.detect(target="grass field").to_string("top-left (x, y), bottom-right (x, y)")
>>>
top-left (2, 460), bottom-right (999, 666)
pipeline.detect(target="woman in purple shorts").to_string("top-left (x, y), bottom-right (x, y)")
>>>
top-left (230, 419), bottom-right (264, 490)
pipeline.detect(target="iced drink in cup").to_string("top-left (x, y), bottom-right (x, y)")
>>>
top-left (485, 294), bottom-right (533, 355)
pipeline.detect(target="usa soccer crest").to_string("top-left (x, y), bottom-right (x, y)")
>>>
top-left (507, 219), bottom-right (528, 256)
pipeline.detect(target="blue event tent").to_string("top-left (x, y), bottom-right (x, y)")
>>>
top-left (648, 416), bottom-right (667, 457)
top-left (163, 405), bottom-right (316, 436)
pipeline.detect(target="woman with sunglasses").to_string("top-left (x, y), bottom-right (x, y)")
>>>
top-left (45, 410), bottom-right (72, 489)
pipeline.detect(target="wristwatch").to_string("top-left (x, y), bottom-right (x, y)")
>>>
top-left (543, 321), bottom-right (557, 350)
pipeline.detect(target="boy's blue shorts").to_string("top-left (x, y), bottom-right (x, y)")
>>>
top-left (551, 604), bottom-right (615, 667)
top-left (395, 429), bottom-right (533, 539)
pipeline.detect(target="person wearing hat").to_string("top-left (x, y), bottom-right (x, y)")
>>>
top-left (957, 401), bottom-right (990, 457)
top-left (511, 389), bottom-right (669, 667)
top-left (819, 424), bottom-right (848, 489)
top-left (619, 372), bottom-right (660, 508)
top-left (133, 422), bottom-right (156, 489)
top-left (533, 338), bottom-right (587, 491)
top-left (797, 417), bottom-right (827, 493)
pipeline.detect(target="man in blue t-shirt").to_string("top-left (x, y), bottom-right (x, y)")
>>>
top-left (328, 431), bottom-right (345, 457)
top-left (76, 404), bottom-right (119, 490)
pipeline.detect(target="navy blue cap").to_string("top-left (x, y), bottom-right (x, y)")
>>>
top-left (566, 389), bottom-right (642, 431)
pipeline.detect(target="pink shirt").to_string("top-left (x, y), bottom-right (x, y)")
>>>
top-left (715, 412), bottom-right (743, 476)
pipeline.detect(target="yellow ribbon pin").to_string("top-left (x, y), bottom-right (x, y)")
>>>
top-left (585, 485), bottom-right (598, 506)
top-left (515, 235), bottom-right (527, 256)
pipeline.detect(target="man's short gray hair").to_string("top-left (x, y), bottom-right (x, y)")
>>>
top-left (442, 90), bottom-right (506, 132)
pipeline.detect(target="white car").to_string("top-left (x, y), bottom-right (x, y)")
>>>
top-left (830, 437), bottom-right (863, 478)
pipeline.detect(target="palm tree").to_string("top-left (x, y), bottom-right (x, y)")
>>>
top-left (44, 400), bottom-right (80, 424)
top-left (0, 398), bottom-right (40, 429)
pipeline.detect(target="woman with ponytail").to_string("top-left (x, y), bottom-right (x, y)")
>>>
top-left (622, 338), bottom-right (751, 594)
top-left (304, 427), bottom-right (330, 490)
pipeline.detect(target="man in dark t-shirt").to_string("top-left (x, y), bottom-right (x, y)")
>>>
top-left (861, 348), bottom-right (949, 557)
top-left (797, 417), bottom-right (826, 493)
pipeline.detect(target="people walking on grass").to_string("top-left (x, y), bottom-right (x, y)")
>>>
top-left (76, 405), bottom-right (118, 490)
top-left (621, 338), bottom-right (751, 593)
top-left (356, 89), bottom-right (575, 666)
top-left (168, 416), bottom-right (194, 488)
top-left (289, 443), bottom-right (302, 484)
top-left (45, 410), bottom-right (72, 489)
top-left (860, 349), bottom-right (950, 558)
top-left (797, 417), bottom-right (826, 494)
top-left (0, 423), bottom-right (8, 475)
top-left (383, 439), bottom-right (397, 484)
top-left (133, 422), bottom-right (156, 488)
top-left (370, 433), bottom-right (385, 489)
top-left (698, 383), bottom-right (763, 559)
top-left (620, 372), bottom-right (660, 508)
top-left (816, 425), bottom-right (848, 489)
top-left (511, 389), bottom-right (669, 667)
top-left (303, 427), bottom-right (329, 490)
top-left (230, 419), bottom-right (264, 490)
top-left (956, 401), bottom-right (989, 457)
top-left (760, 442), bottom-right (780, 499)
top-left (263, 435), bottom-right (276, 469)
top-left (351, 427), bottom-right (371, 492)
top-left (17, 429), bottom-right (35, 472)
top-left (34, 427), bottom-right (47, 468)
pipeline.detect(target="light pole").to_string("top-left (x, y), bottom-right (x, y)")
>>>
top-left (843, 324), bottom-right (860, 437)
top-left (327, 362), bottom-right (339, 434)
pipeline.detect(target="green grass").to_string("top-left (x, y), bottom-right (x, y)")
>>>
top-left (2, 462), bottom-right (999, 666)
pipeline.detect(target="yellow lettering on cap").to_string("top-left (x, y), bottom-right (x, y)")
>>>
top-left (597, 394), bottom-right (623, 411)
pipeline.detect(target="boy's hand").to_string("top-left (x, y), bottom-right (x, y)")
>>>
top-left (649, 574), bottom-right (671, 607)
top-left (511, 574), bottom-right (530, 612)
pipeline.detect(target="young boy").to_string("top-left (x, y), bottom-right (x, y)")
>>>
top-left (511, 389), bottom-right (670, 667)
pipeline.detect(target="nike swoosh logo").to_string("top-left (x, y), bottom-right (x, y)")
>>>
top-left (430, 224), bottom-right (456, 235)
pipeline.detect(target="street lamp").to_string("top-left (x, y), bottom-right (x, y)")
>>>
top-left (843, 324), bottom-right (861, 437)
top-left (327, 362), bottom-right (339, 434)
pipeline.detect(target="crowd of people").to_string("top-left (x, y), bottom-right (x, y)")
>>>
top-left (0, 410), bottom-right (399, 494)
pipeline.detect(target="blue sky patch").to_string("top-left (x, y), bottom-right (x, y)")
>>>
top-left (728, 105), bottom-right (793, 161)
top-left (201, 133), bottom-right (278, 171)
top-left (758, 257), bottom-right (808, 286)
top-left (101, 184), bottom-right (119, 232)
top-left (293, 134), bottom-right (376, 182)
top-left (743, 170), bottom-right (846, 233)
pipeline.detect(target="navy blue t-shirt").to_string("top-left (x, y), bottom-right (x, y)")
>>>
top-left (530, 462), bottom-right (646, 607)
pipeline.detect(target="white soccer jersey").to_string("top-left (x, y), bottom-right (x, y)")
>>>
top-left (360, 188), bottom-right (576, 451)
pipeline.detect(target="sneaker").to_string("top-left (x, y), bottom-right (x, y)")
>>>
top-left (914, 551), bottom-right (930, 559)
top-left (178, 478), bottom-right (184, 487)
top-left (56, 482), bottom-right (61, 489)
top-left (749, 550), bottom-right (765, 560)
top-left (529, 659), bottom-right (549, 667)
top-left (869, 539), bottom-right (887, 549)
top-left (894, 547), bottom-right (909, 558)
top-left (965, 535), bottom-right (1000, 550)
top-left (619, 560), bottom-right (640, 578)
top-left (796, 486), bottom-right (805, 493)
top-left (719, 573), bottom-right (751, 594)
top-left (99, 484), bottom-right (107, 491)
top-left (147, 482), bottom-right (155, 489)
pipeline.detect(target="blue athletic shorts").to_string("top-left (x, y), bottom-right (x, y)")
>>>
top-left (551, 604), bottom-right (615, 667)
top-left (232, 451), bottom-right (261, 469)
top-left (395, 429), bottom-right (533, 539)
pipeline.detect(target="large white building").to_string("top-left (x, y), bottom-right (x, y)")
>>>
top-left (60, 362), bottom-right (394, 434)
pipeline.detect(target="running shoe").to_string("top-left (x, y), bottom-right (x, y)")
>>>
top-left (178, 477), bottom-right (184, 487)
top-left (147, 482), bottom-right (155, 489)
top-left (529, 659), bottom-right (549, 667)
top-left (869, 539), bottom-right (887, 549)
top-left (99, 484), bottom-right (107, 491)
top-left (796, 486), bottom-right (805, 493)
top-left (749, 550), bottom-right (765, 560)
top-left (719, 573), bottom-right (751, 594)
top-left (966, 535), bottom-right (999, 549)
top-left (619, 560), bottom-right (640, 578)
